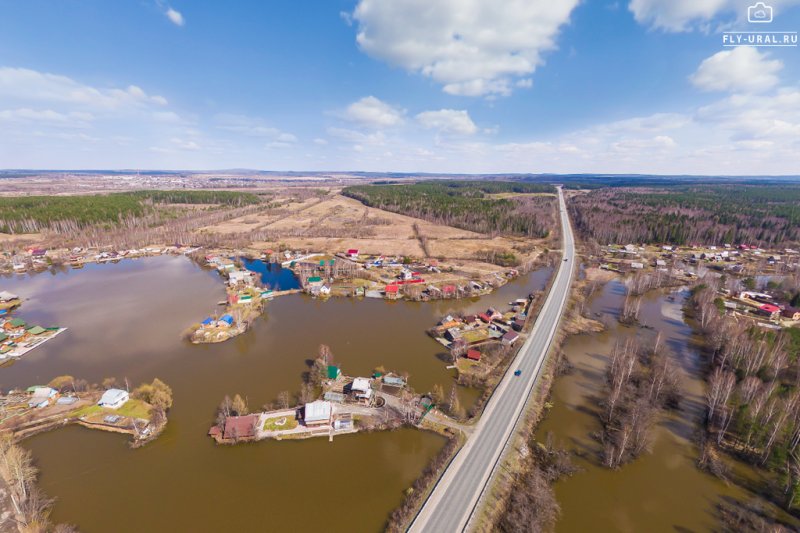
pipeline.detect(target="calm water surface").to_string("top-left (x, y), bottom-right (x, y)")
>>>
top-left (0, 257), bottom-right (551, 532)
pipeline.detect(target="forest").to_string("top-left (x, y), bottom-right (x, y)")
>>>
top-left (691, 275), bottom-right (800, 517)
top-left (569, 185), bottom-right (800, 246)
top-left (342, 181), bottom-right (556, 238)
top-left (0, 190), bottom-right (263, 234)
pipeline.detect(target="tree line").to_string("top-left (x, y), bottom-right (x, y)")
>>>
top-left (342, 181), bottom-right (556, 238)
top-left (0, 190), bottom-right (264, 234)
top-left (569, 185), bottom-right (800, 246)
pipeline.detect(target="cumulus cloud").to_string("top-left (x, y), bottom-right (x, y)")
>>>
top-left (629, 0), bottom-right (800, 32)
top-left (690, 47), bottom-right (782, 93)
top-left (343, 96), bottom-right (405, 128)
top-left (0, 67), bottom-right (168, 109)
top-left (165, 7), bottom-right (184, 26)
top-left (415, 109), bottom-right (478, 135)
top-left (351, 0), bottom-right (579, 97)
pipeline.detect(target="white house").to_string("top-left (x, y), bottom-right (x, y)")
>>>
top-left (98, 388), bottom-right (130, 409)
top-left (28, 387), bottom-right (57, 408)
top-left (228, 270), bottom-right (253, 287)
top-left (0, 291), bottom-right (18, 302)
top-left (351, 378), bottom-right (373, 402)
top-left (304, 400), bottom-right (332, 427)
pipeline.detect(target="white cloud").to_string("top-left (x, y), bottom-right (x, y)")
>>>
top-left (0, 108), bottom-right (93, 125)
top-left (276, 133), bottom-right (298, 143)
top-left (313, 138), bottom-right (329, 145)
top-left (343, 96), bottom-right (405, 128)
top-left (691, 47), bottom-right (782, 93)
top-left (215, 113), bottom-right (296, 142)
top-left (415, 109), bottom-right (478, 135)
top-left (0, 67), bottom-right (167, 109)
top-left (695, 88), bottom-right (800, 141)
top-left (352, 0), bottom-right (579, 97)
top-left (629, 0), bottom-right (800, 32)
top-left (611, 135), bottom-right (677, 152)
top-left (152, 111), bottom-right (184, 123)
top-left (166, 7), bottom-right (185, 26)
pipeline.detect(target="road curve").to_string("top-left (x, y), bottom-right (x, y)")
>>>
top-left (409, 186), bottom-right (576, 533)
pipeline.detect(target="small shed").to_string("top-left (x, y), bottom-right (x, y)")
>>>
top-left (383, 375), bottom-right (406, 387)
top-left (465, 349), bottom-right (482, 362)
top-left (324, 391), bottom-right (345, 403)
top-left (327, 365), bottom-right (342, 380)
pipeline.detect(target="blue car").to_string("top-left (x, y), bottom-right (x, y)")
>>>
top-left (514, 370), bottom-right (522, 377)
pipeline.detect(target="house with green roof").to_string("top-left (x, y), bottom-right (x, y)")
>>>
top-left (27, 326), bottom-right (46, 335)
top-left (8, 318), bottom-right (26, 328)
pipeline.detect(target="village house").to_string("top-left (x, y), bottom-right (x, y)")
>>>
top-left (384, 284), bottom-right (400, 300)
top-left (0, 291), bottom-right (19, 303)
top-left (350, 378), bottom-right (373, 404)
top-left (487, 308), bottom-right (503, 321)
top-left (782, 307), bottom-right (800, 321)
top-left (303, 400), bottom-right (332, 427)
top-left (28, 387), bottom-right (57, 408)
top-left (222, 415), bottom-right (258, 440)
top-left (347, 249), bottom-right (359, 260)
top-left (465, 349), bottom-right (482, 362)
top-left (758, 304), bottom-right (781, 320)
top-left (98, 388), bottom-right (130, 409)
top-left (228, 270), bottom-right (254, 287)
top-left (502, 331), bottom-right (520, 346)
top-left (445, 327), bottom-right (463, 342)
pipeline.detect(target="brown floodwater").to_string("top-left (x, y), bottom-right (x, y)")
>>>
top-left (538, 279), bottom-right (797, 532)
top-left (0, 256), bottom-right (551, 532)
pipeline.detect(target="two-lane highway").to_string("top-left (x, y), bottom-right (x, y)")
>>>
top-left (409, 186), bottom-right (576, 532)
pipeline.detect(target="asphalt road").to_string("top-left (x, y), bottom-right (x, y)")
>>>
top-left (409, 186), bottom-right (576, 533)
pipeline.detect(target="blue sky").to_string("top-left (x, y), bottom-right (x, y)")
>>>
top-left (0, 0), bottom-right (799, 174)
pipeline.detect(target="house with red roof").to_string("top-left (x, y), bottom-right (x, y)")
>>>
top-left (465, 349), bottom-right (481, 362)
top-left (221, 415), bottom-right (258, 441)
top-left (385, 284), bottom-right (400, 299)
top-left (759, 303), bottom-right (781, 319)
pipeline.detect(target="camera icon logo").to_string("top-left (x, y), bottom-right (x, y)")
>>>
top-left (748, 2), bottom-right (773, 23)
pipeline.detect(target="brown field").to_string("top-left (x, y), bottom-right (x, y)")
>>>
top-left (200, 194), bottom-right (551, 274)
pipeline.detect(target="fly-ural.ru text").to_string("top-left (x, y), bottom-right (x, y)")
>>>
top-left (723, 32), bottom-right (798, 47)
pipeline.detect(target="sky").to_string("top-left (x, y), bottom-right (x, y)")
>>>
top-left (0, 0), bottom-right (799, 174)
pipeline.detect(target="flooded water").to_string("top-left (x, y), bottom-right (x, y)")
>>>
top-left (240, 257), bottom-right (301, 290)
top-left (0, 257), bottom-right (551, 532)
top-left (538, 280), bottom-right (783, 532)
